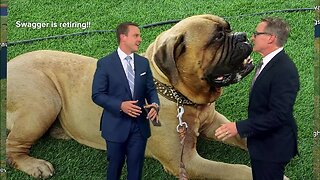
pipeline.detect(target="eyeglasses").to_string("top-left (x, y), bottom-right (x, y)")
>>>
top-left (253, 31), bottom-right (272, 37)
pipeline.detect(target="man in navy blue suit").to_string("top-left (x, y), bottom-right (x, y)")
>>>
top-left (92, 22), bottom-right (160, 180)
top-left (215, 17), bottom-right (299, 179)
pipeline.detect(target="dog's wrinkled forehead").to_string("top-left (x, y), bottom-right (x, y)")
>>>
top-left (172, 15), bottom-right (230, 36)
top-left (153, 14), bottom-right (232, 86)
top-left (165, 15), bottom-right (231, 50)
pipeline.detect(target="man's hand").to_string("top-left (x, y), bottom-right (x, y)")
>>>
top-left (144, 103), bottom-right (159, 122)
top-left (215, 122), bottom-right (238, 141)
top-left (121, 100), bottom-right (142, 118)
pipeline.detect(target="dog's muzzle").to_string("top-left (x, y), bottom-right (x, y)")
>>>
top-left (205, 33), bottom-right (254, 88)
top-left (210, 57), bottom-right (254, 87)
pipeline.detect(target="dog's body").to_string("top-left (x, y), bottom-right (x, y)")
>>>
top-left (7, 15), bottom-right (255, 179)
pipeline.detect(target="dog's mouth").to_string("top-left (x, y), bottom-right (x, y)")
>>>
top-left (206, 56), bottom-right (254, 88)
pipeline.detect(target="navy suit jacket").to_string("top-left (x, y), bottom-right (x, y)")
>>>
top-left (92, 51), bottom-right (159, 143)
top-left (236, 50), bottom-right (300, 162)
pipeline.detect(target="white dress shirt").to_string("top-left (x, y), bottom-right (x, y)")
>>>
top-left (257, 47), bottom-right (284, 76)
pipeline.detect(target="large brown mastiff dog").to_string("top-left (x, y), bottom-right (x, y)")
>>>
top-left (7, 14), bottom-right (255, 179)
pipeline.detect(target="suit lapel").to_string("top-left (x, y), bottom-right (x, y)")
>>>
top-left (254, 50), bottom-right (284, 84)
top-left (249, 50), bottom-right (284, 101)
top-left (112, 52), bottom-right (132, 97)
top-left (133, 54), bottom-right (141, 98)
top-left (254, 59), bottom-right (275, 83)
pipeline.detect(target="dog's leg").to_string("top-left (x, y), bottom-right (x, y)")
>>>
top-left (183, 108), bottom-right (252, 179)
top-left (183, 148), bottom-right (252, 179)
top-left (200, 109), bottom-right (247, 149)
top-left (49, 120), bottom-right (72, 140)
top-left (147, 125), bottom-right (252, 179)
top-left (146, 104), bottom-right (252, 179)
top-left (6, 72), bottom-right (61, 179)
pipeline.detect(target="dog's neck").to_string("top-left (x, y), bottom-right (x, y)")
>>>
top-left (148, 57), bottom-right (196, 105)
top-left (153, 78), bottom-right (196, 106)
top-left (149, 59), bottom-right (170, 85)
top-left (149, 57), bottom-right (214, 106)
top-left (147, 53), bottom-right (215, 106)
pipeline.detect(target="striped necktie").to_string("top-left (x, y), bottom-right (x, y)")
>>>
top-left (251, 61), bottom-right (263, 87)
top-left (125, 56), bottom-right (135, 96)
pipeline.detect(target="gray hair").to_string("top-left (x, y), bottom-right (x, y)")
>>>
top-left (261, 17), bottom-right (290, 47)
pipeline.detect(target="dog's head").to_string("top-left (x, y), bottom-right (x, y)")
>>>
top-left (146, 14), bottom-right (253, 104)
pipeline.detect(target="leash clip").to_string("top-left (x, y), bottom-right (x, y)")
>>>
top-left (176, 106), bottom-right (188, 132)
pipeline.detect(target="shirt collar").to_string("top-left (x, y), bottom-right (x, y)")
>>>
top-left (117, 47), bottom-right (134, 61)
top-left (262, 47), bottom-right (283, 66)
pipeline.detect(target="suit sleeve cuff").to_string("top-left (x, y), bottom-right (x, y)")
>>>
top-left (236, 120), bottom-right (251, 138)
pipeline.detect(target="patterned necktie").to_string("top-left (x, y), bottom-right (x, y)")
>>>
top-left (125, 56), bottom-right (135, 96)
top-left (251, 61), bottom-right (263, 87)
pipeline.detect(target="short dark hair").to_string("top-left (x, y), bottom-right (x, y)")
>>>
top-left (116, 22), bottom-right (139, 44)
top-left (261, 17), bottom-right (290, 47)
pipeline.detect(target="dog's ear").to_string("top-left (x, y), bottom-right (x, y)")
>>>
top-left (154, 34), bottom-right (185, 85)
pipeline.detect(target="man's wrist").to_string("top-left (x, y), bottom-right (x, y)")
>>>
top-left (151, 103), bottom-right (159, 112)
top-left (152, 103), bottom-right (159, 107)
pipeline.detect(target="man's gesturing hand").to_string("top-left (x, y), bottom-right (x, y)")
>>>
top-left (121, 100), bottom-right (142, 118)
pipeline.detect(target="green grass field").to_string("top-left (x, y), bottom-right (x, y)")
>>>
top-left (2, 0), bottom-right (315, 179)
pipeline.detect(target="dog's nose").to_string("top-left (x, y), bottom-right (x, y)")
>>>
top-left (233, 32), bottom-right (248, 42)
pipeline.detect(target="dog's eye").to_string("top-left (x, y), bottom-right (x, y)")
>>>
top-left (215, 32), bottom-right (225, 41)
